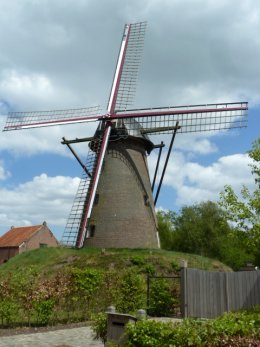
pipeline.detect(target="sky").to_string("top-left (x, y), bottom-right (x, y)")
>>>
top-left (0, 0), bottom-right (259, 240)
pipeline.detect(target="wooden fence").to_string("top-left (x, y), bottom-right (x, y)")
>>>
top-left (181, 268), bottom-right (260, 318)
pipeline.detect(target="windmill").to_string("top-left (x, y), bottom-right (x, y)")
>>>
top-left (3, 22), bottom-right (248, 249)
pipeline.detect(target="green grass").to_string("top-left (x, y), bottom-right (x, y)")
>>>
top-left (0, 246), bottom-right (231, 277)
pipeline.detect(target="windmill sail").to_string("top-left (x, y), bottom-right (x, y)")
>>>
top-left (61, 135), bottom-right (104, 247)
top-left (3, 106), bottom-right (102, 131)
top-left (115, 102), bottom-right (248, 135)
top-left (3, 21), bottom-right (249, 249)
top-left (111, 22), bottom-right (147, 112)
top-left (61, 151), bottom-right (96, 247)
top-left (4, 101), bottom-right (248, 134)
top-left (62, 22), bottom-right (147, 247)
top-left (74, 124), bottom-right (111, 247)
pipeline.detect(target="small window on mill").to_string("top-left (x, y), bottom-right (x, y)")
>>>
top-left (87, 225), bottom-right (96, 238)
top-left (94, 194), bottom-right (99, 205)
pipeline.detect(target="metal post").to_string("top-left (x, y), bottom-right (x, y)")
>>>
top-left (62, 137), bottom-right (92, 178)
top-left (180, 266), bottom-right (188, 318)
top-left (154, 122), bottom-right (179, 205)
top-left (151, 141), bottom-right (164, 192)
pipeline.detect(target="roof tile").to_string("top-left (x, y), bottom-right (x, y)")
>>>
top-left (0, 225), bottom-right (42, 247)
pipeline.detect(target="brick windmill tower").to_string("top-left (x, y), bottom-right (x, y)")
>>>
top-left (4, 22), bottom-right (248, 249)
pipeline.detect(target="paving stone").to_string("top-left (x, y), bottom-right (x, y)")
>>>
top-left (0, 326), bottom-right (103, 347)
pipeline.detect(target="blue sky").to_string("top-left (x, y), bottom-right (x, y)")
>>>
top-left (0, 0), bottom-right (259, 240)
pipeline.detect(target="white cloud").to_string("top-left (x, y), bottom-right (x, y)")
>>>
top-left (160, 152), bottom-right (254, 206)
top-left (0, 173), bottom-right (80, 233)
top-left (155, 206), bottom-right (169, 213)
top-left (0, 69), bottom-right (81, 111)
top-left (1, 70), bottom-right (53, 97)
top-left (0, 161), bottom-right (10, 180)
top-left (174, 134), bottom-right (218, 155)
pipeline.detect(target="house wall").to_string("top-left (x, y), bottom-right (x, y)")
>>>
top-left (25, 225), bottom-right (59, 252)
top-left (0, 247), bottom-right (19, 264)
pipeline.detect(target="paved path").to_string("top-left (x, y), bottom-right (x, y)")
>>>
top-left (0, 326), bottom-right (103, 347)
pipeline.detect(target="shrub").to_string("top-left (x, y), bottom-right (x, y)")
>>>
top-left (143, 264), bottom-right (155, 275)
top-left (70, 268), bottom-right (103, 317)
top-left (0, 299), bottom-right (19, 326)
top-left (124, 308), bottom-right (260, 347)
top-left (115, 269), bottom-right (146, 314)
top-left (171, 260), bottom-right (180, 272)
top-left (91, 312), bottom-right (107, 344)
top-left (34, 299), bottom-right (55, 325)
top-left (148, 278), bottom-right (177, 316)
top-left (130, 256), bottom-right (146, 266)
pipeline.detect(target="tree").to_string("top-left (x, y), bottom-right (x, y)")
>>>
top-left (157, 201), bottom-right (253, 270)
top-left (157, 201), bottom-right (230, 257)
top-left (172, 201), bottom-right (231, 259)
top-left (157, 210), bottom-right (176, 250)
top-left (219, 137), bottom-right (260, 266)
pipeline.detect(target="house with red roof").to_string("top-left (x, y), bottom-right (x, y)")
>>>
top-left (0, 221), bottom-right (59, 264)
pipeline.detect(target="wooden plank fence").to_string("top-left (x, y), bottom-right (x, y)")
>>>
top-left (181, 268), bottom-right (260, 318)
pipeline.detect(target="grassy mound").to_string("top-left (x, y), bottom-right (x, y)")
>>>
top-left (0, 247), bottom-right (231, 327)
top-left (0, 246), bottom-right (231, 276)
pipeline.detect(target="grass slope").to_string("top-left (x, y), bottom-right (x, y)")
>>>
top-left (0, 247), bottom-right (231, 276)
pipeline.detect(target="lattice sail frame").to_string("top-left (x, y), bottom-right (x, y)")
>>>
top-left (4, 106), bottom-right (102, 130)
top-left (113, 21), bottom-right (147, 111)
top-left (115, 102), bottom-right (248, 134)
top-left (3, 21), bottom-right (248, 248)
top-left (61, 136), bottom-right (104, 247)
top-left (4, 102), bottom-right (248, 134)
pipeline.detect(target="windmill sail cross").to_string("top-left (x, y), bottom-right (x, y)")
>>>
top-left (3, 22), bottom-right (248, 249)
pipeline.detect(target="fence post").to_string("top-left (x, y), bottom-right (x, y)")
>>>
top-left (137, 309), bottom-right (146, 321)
top-left (180, 262), bottom-right (188, 318)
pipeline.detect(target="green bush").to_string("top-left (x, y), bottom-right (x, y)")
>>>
top-left (34, 299), bottom-right (55, 325)
top-left (130, 256), bottom-right (146, 266)
top-left (143, 264), bottom-right (155, 275)
top-left (0, 276), bottom-right (19, 326)
top-left (124, 308), bottom-right (260, 347)
top-left (115, 269), bottom-right (146, 314)
top-left (0, 299), bottom-right (19, 326)
top-left (171, 261), bottom-right (180, 272)
top-left (148, 278), bottom-right (177, 316)
top-left (91, 312), bottom-right (107, 344)
top-left (70, 268), bottom-right (103, 317)
top-left (71, 268), bottom-right (103, 299)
